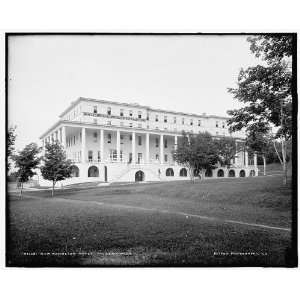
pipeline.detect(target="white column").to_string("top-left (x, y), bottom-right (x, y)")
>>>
top-left (132, 132), bottom-right (136, 165)
top-left (116, 130), bottom-right (120, 162)
top-left (61, 126), bottom-right (66, 148)
top-left (100, 129), bottom-right (104, 162)
top-left (81, 127), bottom-right (86, 163)
top-left (254, 152), bottom-right (257, 168)
top-left (174, 135), bottom-right (178, 165)
top-left (160, 134), bottom-right (164, 164)
top-left (245, 150), bottom-right (249, 167)
top-left (145, 133), bottom-right (150, 164)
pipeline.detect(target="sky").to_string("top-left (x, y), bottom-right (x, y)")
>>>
top-left (8, 35), bottom-right (261, 151)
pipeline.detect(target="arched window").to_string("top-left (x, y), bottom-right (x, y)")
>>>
top-left (239, 170), bottom-right (246, 177)
top-left (228, 170), bottom-right (235, 177)
top-left (88, 166), bottom-right (99, 177)
top-left (250, 170), bottom-right (255, 177)
top-left (70, 165), bottom-right (80, 177)
top-left (205, 169), bottom-right (213, 177)
top-left (217, 169), bottom-right (224, 177)
top-left (179, 168), bottom-right (187, 177)
top-left (166, 168), bottom-right (174, 176)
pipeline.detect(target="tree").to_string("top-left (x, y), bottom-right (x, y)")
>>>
top-left (245, 128), bottom-right (272, 176)
top-left (227, 34), bottom-right (293, 185)
top-left (40, 141), bottom-right (73, 197)
top-left (214, 136), bottom-right (242, 167)
top-left (7, 126), bottom-right (17, 171)
top-left (173, 131), bottom-right (219, 182)
top-left (12, 143), bottom-right (41, 197)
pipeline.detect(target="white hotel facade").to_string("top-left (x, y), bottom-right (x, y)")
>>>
top-left (39, 97), bottom-right (258, 186)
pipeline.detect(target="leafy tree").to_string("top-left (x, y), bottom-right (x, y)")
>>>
top-left (214, 136), bottom-right (242, 167)
top-left (173, 131), bottom-right (219, 182)
top-left (245, 128), bottom-right (272, 176)
top-left (12, 143), bottom-right (41, 197)
top-left (7, 126), bottom-right (17, 171)
top-left (41, 141), bottom-right (73, 197)
top-left (228, 34), bottom-right (293, 185)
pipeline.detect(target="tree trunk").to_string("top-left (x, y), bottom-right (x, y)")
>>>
top-left (52, 182), bottom-right (55, 197)
top-left (281, 139), bottom-right (287, 185)
top-left (19, 182), bottom-right (23, 198)
top-left (263, 155), bottom-right (266, 176)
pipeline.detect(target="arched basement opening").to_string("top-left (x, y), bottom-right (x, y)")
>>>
top-left (228, 169), bottom-right (235, 177)
top-left (166, 168), bottom-right (174, 176)
top-left (135, 170), bottom-right (145, 182)
top-left (217, 169), bottom-right (224, 177)
top-left (239, 170), bottom-right (246, 177)
top-left (70, 165), bottom-right (80, 177)
top-left (88, 166), bottom-right (99, 177)
top-left (179, 168), bottom-right (187, 177)
top-left (205, 169), bottom-right (213, 177)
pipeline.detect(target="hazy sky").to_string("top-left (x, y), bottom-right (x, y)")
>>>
top-left (8, 35), bottom-right (261, 151)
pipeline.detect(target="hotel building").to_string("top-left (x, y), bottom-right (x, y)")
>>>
top-left (38, 97), bottom-right (258, 186)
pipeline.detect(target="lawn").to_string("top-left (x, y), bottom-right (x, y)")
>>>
top-left (6, 175), bottom-right (296, 267)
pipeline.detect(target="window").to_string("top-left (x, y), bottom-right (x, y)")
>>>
top-left (216, 121), bottom-right (219, 128)
top-left (93, 106), bottom-right (97, 114)
top-left (164, 139), bottom-right (168, 148)
top-left (107, 120), bottom-right (111, 125)
top-left (198, 120), bottom-right (201, 126)
top-left (93, 132), bottom-right (97, 142)
top-left (138, 136), bottom-right (142, 146)
top-left (180, 168), bottom-right (187, 177)
top-left (182, 118), bottom-right (185, 125)
top-left (164, 154), bottom-right (168, 162)
top-left (138, 123), bottom-right (142, 128)
top-left (173, 117), bottom-right (176, 124)
top-left (146, 113), bottom-right (149, 120)
top-left (120, 135), bottom-right (124, 144)
top-left (120, 109), bottom-right (124, 117)
top-left (155, 154), bottom-right (159, 160)
top-left (129, 134), bottom-right (132, 141)
top-left (138, 111), bottom-right (142, 119)
top-left (155, 137), bottom-right (159, 147)
top-left (98, 151), bottom-right (101, 161)
top-left (190, 119), bottom-right (193, 126)
top-left (110, 149), bottom-right (117, 161)
top-left (107, 107), bottom-right (111, 115)
top-left (88, 150), bottom-right (93, 162)
top-left (129, 110), bottom-right (133, 117)
top-left (129, 123), bottom-right (133, 128)
top-left (222, 122), bottom-right (225, 128)
top-left (93, 118), bottom-right (97, 124)
top-left (155, 115), bottom-right (159, 122)
top-left (107, 133), bottom-right (111, 143)
top-left (164, 116), bottom-right (167, 123)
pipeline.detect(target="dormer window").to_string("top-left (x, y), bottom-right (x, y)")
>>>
top-left (120, 109), bottom-right (124, 117)
top-left (182, 118), bottom-right (184, 125)
top-left (107, 107), bottom-right (111, 115)
top-left (190, 119), bottom-right (193, 126)
top-left (93, 106), bottom-right (98, 114)
top-left (198, 120), bottom-right (201, 126)
top-left (216, 121), bottom-right (219, 128)
top-left (222, 122), bottom-right (225, 128)
top-left (129, 110), bottom-right (133, 117)
top-left (173, 117), bottom-right (176, 124)
top-left (138, 111), bottom-right (142, 119)
top-left (164, 116), bottom-right (167, 123)
top-left (146, 113), bottom-right (149, 120)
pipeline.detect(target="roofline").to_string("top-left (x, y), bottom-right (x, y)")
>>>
top-left (58, 97), bottom-right (230, 120)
